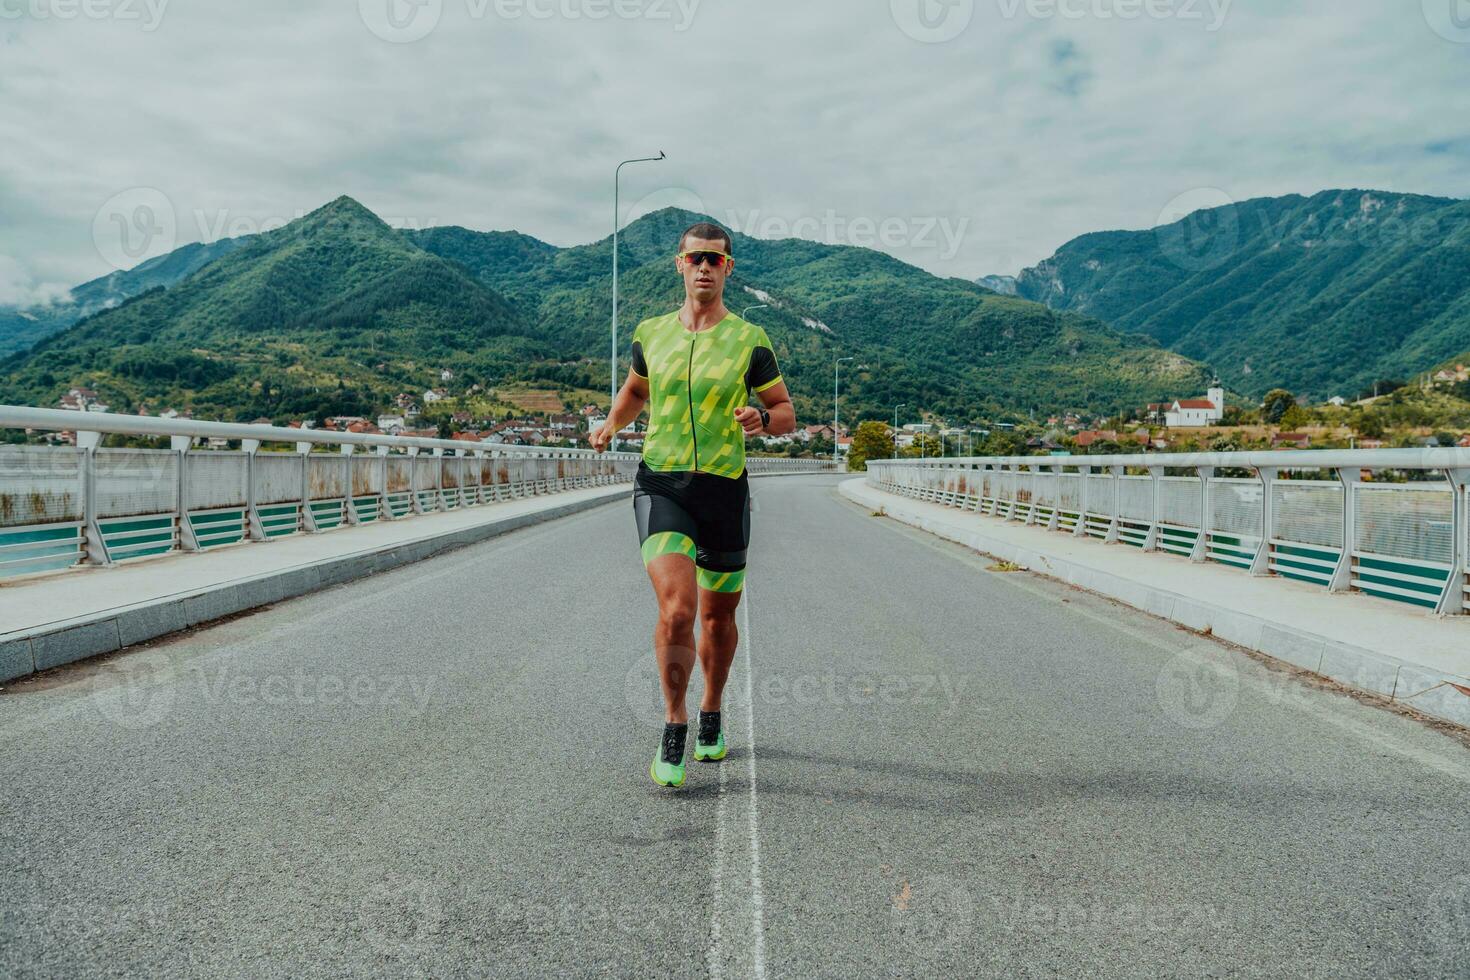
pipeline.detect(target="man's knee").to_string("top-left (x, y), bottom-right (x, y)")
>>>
top-left (659, 599), bottom-right (697, 634)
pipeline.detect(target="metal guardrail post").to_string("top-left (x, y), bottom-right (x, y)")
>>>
top-left (1191, 466), bottom-right (1213, 562)
top-left (1435, 467), bottom-right (1468, 616)
top-left (174, 434), bottom-right (199, 551)
top-left (432, 448), bottom-right (444, 509)
top-left (1328, 466), bottom-right (1360, 593)
top-left (454, 449), bottom-right (469, 507)
top-left (1075, 465), bottom-right (1090, 536)
top-left (1143, 466), bottom-right (1163, 552)
top-left (376, 446), bottom-right (392, 520)
top-left (1250, 466), bottom-right (1278, 577)
top-left (1044, 465), bottom-right (1060, 530)
top-left (1105, 465), bottom-right (1123, 544)
top-left (243, 439), bottom-right (265, 541)
top-left (342, 444), bottom-right (359, 526)
top-left (408, 447), bottom-right (424, 515)
top-left (298, 441), bottom-right (318, 533)
top-left (77, 429), bottom-right (111, 566)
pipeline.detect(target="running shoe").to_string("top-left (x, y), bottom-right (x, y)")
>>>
top-left (650, 722), bottom-right (688, 787)
top-left (694, 710), bottom-right (727, 762)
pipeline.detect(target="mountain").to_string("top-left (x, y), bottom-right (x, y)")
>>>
top-left (1010, 189), bottom-right (1470, 400)
top-left (975, 275), bottom-right (1018, 296)
top-left (5, 197), bottom-right (1210, 424)
top-left (3, 197), bottom-right (544, 420)
top-left (0, 237), bottom-right (246, 357)
top-left (409, 207), bottom-right (1208, 421)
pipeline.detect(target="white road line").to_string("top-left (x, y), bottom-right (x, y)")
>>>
top-left (740, 587), bottom-right (768, 980)
top-left (707, 744), bottom-right (729, 980)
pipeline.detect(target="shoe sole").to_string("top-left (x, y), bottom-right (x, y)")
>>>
top-left (693, 746), bottom-right (727, 762)
top-left (650, 760), bottom-right (686, 787)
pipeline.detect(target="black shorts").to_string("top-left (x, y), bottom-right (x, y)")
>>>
top-left (633, 462), bottom-right (750, 593)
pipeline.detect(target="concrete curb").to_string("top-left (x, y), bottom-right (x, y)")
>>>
top-left (841, 478), bottom-right (1470, 730)
top-left (0, 488), bottom-right (632, 685)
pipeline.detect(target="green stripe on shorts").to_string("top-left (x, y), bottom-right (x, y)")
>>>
top-left (697, 567), bottom-right (745, 593)
top-left (641, 531), bottom-right (696, 566)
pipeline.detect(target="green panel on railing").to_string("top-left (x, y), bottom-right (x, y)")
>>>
top-left (258, 504), bottom-right (299, 538)
top-left (102, 516), bottom-right (174, 561)
top-left (309, 500), bottom-right (344, 530)
top-left (0, 525), bottom-right (82, 577)
top-left (352, 496), bottom-right (380, 523)
top-left (1355, 554), bottom-right (1450, 584)
top-left (188, 510), bottom-right (246, 548)
top-left (1272, 544), bottom-right (1338, 585)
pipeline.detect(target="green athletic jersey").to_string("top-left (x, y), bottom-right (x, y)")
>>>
top-left (630, 310), bottom-right (784, 480)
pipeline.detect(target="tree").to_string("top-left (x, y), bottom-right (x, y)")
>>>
top-left (846, 420), bottom-right (894, 471)
top-left (902, 433), bottom-right (942, 458)
top-left (1279, 404), bottom-right (1310, 431)
top-left (1262, 389), bottom-right (1295, 424)
top-left (1355, 410), bottom-right (1386, 439)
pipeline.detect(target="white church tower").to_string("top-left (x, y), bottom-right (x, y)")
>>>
top-left (1207, 381), bottom-right (1225, 421)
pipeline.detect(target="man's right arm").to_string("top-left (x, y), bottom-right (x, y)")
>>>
top-left (590, 368), bottom-right (649, 452)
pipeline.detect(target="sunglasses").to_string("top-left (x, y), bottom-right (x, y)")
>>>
top-left (678, 250), bottom-right (732, 270)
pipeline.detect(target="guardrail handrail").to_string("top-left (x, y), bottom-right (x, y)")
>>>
top-left (867, 450), bottom-right (1470, 618)
top-left (0, 405), bottom-right (836, 579)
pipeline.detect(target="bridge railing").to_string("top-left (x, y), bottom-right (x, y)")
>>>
top-left (0, 406), bottom-right (833, 579)
top-left (867, 450), bottom-right (1470, 617)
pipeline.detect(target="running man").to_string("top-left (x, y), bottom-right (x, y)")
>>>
top-left (589, 222), bottom-right (795, 787)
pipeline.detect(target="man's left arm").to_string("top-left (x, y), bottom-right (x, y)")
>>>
top-left (736, 381), bottom-right (795, 436)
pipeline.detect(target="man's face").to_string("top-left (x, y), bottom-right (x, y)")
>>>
top-left (677, 235), bottom-right (733, 305)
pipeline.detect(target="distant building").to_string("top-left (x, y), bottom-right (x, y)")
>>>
top-left (1271, 432), bottom-right (1311, 449)
top-left (423, 389), bottom-right (448, 404)
top-left (377, 415), bottom-right (405, 434)
top-left (1163, 384), bottom-right (1226, 427)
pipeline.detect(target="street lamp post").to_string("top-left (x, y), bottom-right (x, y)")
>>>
top-left (893, 403), bottom-right (906, 460)
top-left (833, 356), bottom-right (853, 469)
top-left (611, 151), bottom-right (666, 451)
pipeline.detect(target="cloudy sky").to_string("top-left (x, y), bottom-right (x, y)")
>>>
top-left (1, 0), bottom-right (1468, 306)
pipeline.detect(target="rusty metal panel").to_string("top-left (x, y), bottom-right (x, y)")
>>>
top-left (306, 455), bottom-right (346, 501)
top-left (94, 449), bottom-right (178, 519)
top-left (413, 457), bottom-right (438, 492)
top-left (256, 453), bottom-right (304, 504)
top-left (186, 452), bottom-right (248, 511)
top-left (462, 458), bottom-right (482, 488)
top-left (386, 456), bottom-right (413, 493)
top-left (0, 446), bottom-right (84, 528)
top-left (441, 457), bottom-right (460, 489)
top-left (351, 456), bottom-right (382, 496)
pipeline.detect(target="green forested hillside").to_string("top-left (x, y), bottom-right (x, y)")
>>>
top-left (410, 206), bottom-right (1208, 423)
top-left (3, 198), bottom-right (1209, 425)
top-left (1010, 190), bottom-right (1470, 399)
top-left (0, 237), bottom-right (246, 357)
top-left (2, 198), bottom-right (548, 420)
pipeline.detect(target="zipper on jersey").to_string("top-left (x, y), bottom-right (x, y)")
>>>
top-left (686, 331), bottom-right (700, 472)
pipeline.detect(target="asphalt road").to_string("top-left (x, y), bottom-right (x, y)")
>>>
top-left (2, 473), bottom-right (1469, 978)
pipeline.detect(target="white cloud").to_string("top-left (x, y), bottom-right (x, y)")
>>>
top-left (0, 254), bottom-right (70, 308)
top-left (0, 0), bottom-right (1466, 297)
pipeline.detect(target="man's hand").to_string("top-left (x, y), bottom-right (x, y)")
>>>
top-left (589, 421), bottom-right (613, 453)
top-left (734, 406), bottom-right (764, 436)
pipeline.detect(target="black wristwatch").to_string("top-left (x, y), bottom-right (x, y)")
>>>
top-left (758, 408), bottom-right (771, 432)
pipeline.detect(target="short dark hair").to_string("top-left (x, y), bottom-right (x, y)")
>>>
top-left (679, 222), bottom-right (732, 254)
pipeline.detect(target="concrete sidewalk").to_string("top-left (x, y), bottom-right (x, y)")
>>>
top-left (0, 483), bottom-right (632, 684)
top-left (842, 477), bottom-right (1470, 729)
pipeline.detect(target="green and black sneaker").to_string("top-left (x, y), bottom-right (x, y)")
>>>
top-left (694, 710), bottom-right (727, 762)
top-left (650, 722), bottom-right (688, 787)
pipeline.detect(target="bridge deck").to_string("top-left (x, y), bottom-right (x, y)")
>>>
top-left (2, 474), bottom-right (1467, 977)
